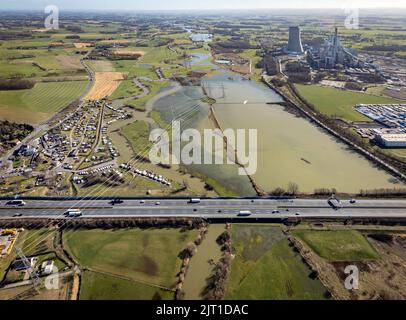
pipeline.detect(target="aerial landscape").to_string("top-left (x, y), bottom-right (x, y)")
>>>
top-left (0, 0), bottom-right (406, 304)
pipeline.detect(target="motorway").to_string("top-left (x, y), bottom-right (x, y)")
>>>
top-left (0, 198), bottom-right (406, 220)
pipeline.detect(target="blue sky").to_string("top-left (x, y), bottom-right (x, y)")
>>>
top-left (2, 0), bottom-right (406, 11)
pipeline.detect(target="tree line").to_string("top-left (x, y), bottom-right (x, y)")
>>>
top-left (0, 217), bottom-right (207, 230)
top-left (0, 78), bottom-right (35, 90)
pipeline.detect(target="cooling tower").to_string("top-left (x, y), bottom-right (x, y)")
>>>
top-left (287, 26), bottom-right (304, 54)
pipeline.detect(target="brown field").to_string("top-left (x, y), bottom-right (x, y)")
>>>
top-left (86, 72), bottom-right (125, 100)
top-left (384, 88), bottom-right (406, 100)
top-left (73, 42), bottom-right (92, 49)
top-left (10, 60), bottom-right (34, 65)
top-left (0, 105), bottom-right (50, 124)
top-left (56, 55), bottom-right (84, 70)
top-left (31, 29), bottom-right (48, 33)
top-left (100, 39), bottom-right (132, 44)
top-left (214, 53), bottom-right (251, 75)
top-left (113, 49), bottom-right (145, 57)
top-left (50, 42), bottom-right (65, 47)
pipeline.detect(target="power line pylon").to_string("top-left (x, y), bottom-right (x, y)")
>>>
top-left (15, 247), bottom-right (40, 291)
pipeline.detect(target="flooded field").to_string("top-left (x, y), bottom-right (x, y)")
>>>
top-left (149, 52), bottom-right (401, 194)
top-left (207, 73), bottom-right (400, 193)
top-left (151, 82), bottom-right (256, 195)
top-left (183, 224), bottom-right (224, 300)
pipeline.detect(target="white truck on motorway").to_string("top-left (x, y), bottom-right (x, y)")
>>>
top-left (64, 209), bottom-right (82, 217)
top-left (237, 210), bottom-right (252, 217)
top-left (189, 198), bottom-right (201, 204)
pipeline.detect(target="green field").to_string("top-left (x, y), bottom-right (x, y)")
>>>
top-left (121, 120), bottom-right (152, 156)
top-left (0, 80), bottom-right (88, 123)
top-left (0, 45), bottom-right (84, 78)
top-left (225, 225), bottom-right (328, 300)
top-left (110, 80), bottom-right (141, 99)
top-left (295, 84), bottom-right (400, 122)
top-left (134, 47), bottom-right (178, 65)
top-left (293, 229), bottom-right (379, 262)
top-left (126, 80), bottom-right (170, 111)
top-left (63, 228), bottom-right (197, 288)
top-left (112, 61), bottom-right (158, 79)
top-left (80, 271), bottom-right (173, 300)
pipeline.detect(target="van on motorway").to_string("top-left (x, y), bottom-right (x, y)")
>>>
top-left (64, 209), bottom-right (82, 217)
top-left (237, 210), bottom-right (252, 217)
top-left (6, 200), bottom-right (26, 206)
top-left (189, 198), bottom-right (201, 204)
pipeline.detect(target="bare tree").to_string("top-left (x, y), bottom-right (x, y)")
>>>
top-left (287, 182), bottom-right (299, 196)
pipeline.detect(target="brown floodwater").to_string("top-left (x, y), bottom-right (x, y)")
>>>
top-left (183, 224), bottom-right (224, 300)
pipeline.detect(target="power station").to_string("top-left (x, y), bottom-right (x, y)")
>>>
top-left (307, 27), bottom-right (362, 69)
top-left (285, 26), bottom-right (304, 54)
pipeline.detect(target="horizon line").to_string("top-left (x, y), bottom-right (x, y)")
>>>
top-left (1, 7), bottom-right (406, 12)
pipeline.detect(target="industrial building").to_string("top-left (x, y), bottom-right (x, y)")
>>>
top-left (285, 26), bottom-right (304, 54)
top-left (375, 133), bottom-right (406, 148)
top-left (307, 27), bottom-right (364, 69)
top-left (354, 104), bottom-right (406, 130)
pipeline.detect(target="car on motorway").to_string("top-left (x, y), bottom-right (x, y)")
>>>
top-left (6, 200), bottom-right (26, 206)
top-left (110, 198), bottom-right (124, 205)
top-left (155, 201), bottom-right (160, 205)
top-left (12, 213), bottom-right (23, 217)
top-left (64, 209), bottom-right (82, 217)
top-left (295, 212), bottom-right (300, 216)
top-left (328, 197), bottom-right (342, 210)
top-left (189, 198), bottom-right (201, 204)
top-left (350, 199), bottom-right (357, 204)
top-left (140, 200), bottom-right (145, 204)
top-left (272, 210), bottom-right (280, 214)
